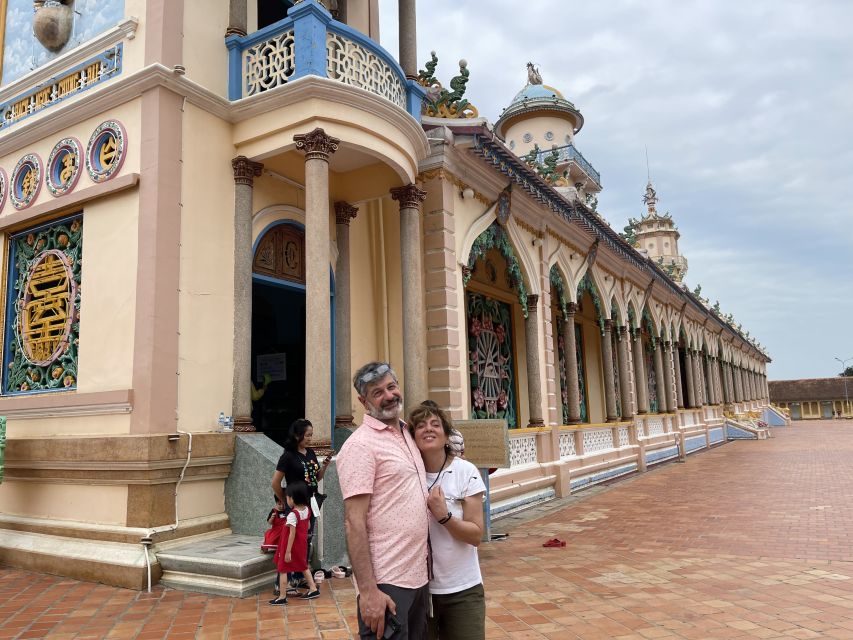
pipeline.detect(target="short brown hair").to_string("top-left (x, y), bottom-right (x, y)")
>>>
top-left (407, 404), bottom-right (454, 440)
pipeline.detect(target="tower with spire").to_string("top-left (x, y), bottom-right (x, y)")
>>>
top-left (494, 64), bottom-right (602, 205)
top-left (632, 182), bottom-right (688, 282)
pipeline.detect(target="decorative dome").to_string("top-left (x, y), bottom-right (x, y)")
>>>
top-left (494, 64), bottom-right (584, 140)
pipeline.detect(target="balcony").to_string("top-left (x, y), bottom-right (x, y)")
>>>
top-left (535, 143), bottom-right (601, 187)
top-left (225, 0), bottom-right (424, 120)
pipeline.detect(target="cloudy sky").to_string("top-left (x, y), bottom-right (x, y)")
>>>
top-left (380, 0), bottom-right (853, 381)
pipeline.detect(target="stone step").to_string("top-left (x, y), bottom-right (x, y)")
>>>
top-left (156, 533), bottom-right (276, 598)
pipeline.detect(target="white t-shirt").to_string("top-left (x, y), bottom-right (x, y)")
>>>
top-left (425, 457), bottom-right (486, 595)
top-left (285, 506), bottom-right (310, 527)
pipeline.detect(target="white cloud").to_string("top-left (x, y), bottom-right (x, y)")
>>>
top-left (381, 0), bottom-right (853, 378)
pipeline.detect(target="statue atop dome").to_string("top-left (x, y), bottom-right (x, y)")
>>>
top-left (527, 62), bottom-right (542, 85)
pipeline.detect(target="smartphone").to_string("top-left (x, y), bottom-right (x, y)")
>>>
top-left (382, 611), bottom-right (401, 639)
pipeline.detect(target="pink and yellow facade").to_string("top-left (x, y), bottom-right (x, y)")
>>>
top-left (0, 0), bottom-right (770, 589)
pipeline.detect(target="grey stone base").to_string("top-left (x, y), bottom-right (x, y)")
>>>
top-left (157, 534), bottom-right (276, 598)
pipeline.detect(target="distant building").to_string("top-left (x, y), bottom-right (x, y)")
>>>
top-left (769, 378), bottom-right (853, 419)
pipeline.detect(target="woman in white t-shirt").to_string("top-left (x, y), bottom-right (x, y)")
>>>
top-left (408, 403), bottom-right (486, 640)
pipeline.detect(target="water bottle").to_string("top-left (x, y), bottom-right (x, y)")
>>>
top-left (217, 411), bottom-right (226, 432)
top-left (224, 415), bottom-right (234, 432)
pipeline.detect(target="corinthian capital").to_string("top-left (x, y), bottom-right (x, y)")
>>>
top-left (334, 201), bottom-right (359, 225)
top-left (390, 184), bottom-right (427, 210)
top-left (526, 294), bottom-right (539, 313)
top-left (231, 156), bottom-right (263, 186)
top-left (294, 128), bottom-right (340, 161)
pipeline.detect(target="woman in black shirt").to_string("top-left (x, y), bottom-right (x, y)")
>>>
top-left (270, 419), bottom-right (332, 589)
top-left (271, 419), bottom-right (332, 502)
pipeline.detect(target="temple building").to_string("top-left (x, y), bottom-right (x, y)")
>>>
top-left (769, 378), bottom-right (853, 420)
top-left (0, 0), bottom-right (775, 591)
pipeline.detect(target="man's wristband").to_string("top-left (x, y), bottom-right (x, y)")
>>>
top-left (438, 512), bottom-right (452, 525)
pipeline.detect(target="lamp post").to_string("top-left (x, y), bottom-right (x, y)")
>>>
top-left (834, 356), bottom-right (852, 418)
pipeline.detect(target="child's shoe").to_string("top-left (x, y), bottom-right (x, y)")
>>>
top-left (299, 589), bottom-right (320, 600)
top-left (268, 596), bottom-right (288, 606)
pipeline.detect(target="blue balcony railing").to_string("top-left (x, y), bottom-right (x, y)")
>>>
top-left (225, 0), bottom-right (424, 120)
top-left (535, 143), bottom-right (601, 186)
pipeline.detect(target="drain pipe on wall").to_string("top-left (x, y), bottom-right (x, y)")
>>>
top-left (140, 430), bottom-right (194, 592)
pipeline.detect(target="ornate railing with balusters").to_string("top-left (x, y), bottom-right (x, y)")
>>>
top-left (226, 0), bottom-right (424, 119)
top-left (534, 143), bottom-right (601, 185)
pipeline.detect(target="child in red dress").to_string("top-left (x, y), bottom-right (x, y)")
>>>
top-left (270, 481), bottom-right (319, 605)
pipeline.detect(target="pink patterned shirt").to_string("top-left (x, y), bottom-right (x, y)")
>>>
top-left (337, 414), bottom-right (429, 589)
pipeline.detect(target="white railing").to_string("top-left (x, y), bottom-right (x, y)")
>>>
top-left (244, 30), bottom-right (296, 96)
top-left (509, 433), bottom-right (539, 467)
top-left (618, 426), bottom-right (630, 447)
top-left (326, 32), bottom-right (406, 109)
top-left (558, 432), bottom-right (576, 457)
top-left (647, 415), bottom-right (665, 436)
top-left (582, 428), bottom-right (614, 454)
top-left (681, 412), bottom-right (695, 427)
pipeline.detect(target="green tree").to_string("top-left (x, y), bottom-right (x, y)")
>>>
top-left (840, 366), bottom-right (853, 377)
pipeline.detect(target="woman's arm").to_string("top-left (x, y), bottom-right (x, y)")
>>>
top-left (271, 470), bottom-right (286, 504)
top-left (427, 487), bottom-right (484, 547)
top-left (317, 453), bottom-right (334, 481)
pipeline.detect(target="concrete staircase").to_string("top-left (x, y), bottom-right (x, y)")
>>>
top-left (157, 533), bottom-right (276, 598)
top-left (725, 417), bottom-right (770, 440)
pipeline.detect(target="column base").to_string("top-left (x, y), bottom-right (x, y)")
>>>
top-left (334, 415), bottom-right (355, 428)
top-left (527, 419), bottom-right (545, 428)
top-left (232, 416), bottom-right (255, 432)
top-left (567, 417), bottom-right (582, 425)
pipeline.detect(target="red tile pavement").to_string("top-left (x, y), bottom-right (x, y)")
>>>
top-left (4, 420), bottom-right (853, 639)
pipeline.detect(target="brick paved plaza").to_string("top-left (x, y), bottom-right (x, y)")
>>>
top-left (3, 420), bottom-right (853, 639)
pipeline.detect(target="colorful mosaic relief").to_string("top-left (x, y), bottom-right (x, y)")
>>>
top-left (465, 223), bottom-right (528, 316)
top-left (645, 338), bottom-right (659, 412)
top-left (3, 216), bottom-right (82, 394)
top-left (556, 321), bottom-right (589, 423)
top-left (467, 292), bottom-right (517, 428)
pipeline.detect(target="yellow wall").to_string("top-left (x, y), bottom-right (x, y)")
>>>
top-left (183, 0), bottom-right (229, 98)
top-left (177, 479), bottom-right (226, 520)
top-left (0, 481), bottom-right (128, 526)
top-left (176, 104), bottom-right (237, 432)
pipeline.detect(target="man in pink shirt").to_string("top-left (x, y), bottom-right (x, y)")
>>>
top-left (337, 362), bottom-right (429, 639)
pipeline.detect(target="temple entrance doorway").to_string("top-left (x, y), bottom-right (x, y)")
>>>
top-left (251, 222), bottom-right (307, 447)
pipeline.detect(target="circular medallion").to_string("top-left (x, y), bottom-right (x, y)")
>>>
top-left (522, 133), bottom-right (532, 143)
top-left (0, 168), bottom-right (8, 213)
top-left (20, 249), bottom-right (76, 366)
top-left (565, 134), bottom-right (571, 144)
top-left (544, 131), bottom-right (554, 141)
top-left (46, 137), bottom-right (83, 197)
top-left (509, 140), bottom-right (515, 150)
top-left (86, 120), bottom-right (127, 183)
top-left (10, 154), bottom-right (43, 210)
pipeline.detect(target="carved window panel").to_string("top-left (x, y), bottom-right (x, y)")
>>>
top-left (253, 225), bottom-right (305, 284)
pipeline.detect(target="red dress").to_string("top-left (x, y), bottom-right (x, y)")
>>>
top-left (274, 507), bottom-right (310, 573)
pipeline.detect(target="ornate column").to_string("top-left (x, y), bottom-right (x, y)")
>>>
top-left (398, 0), bottom-right (418, 77)
top-left (734, 367), bottom-right (743, 402)
top-left (673, 344), bottom-right (684, 409)
top-left (524, 295), bottom-right (545, 427)
top-left (704, 355), bottom-right (715, 404)
top-left (226, 0), bottom-right (247, 36)
top-left (693, 350), bottom-right (704, 406)
top-left (334, 201), bottom-right (358, 428)
top-left (390, 184), bottom-right (428, 410)
top-left (684, 349), bottom-right (696, 408)
top-left (602, 319), bottom-right (618, 422)
top-left (295, 128), bottom-right (339, 441)
top-left (654, 341), bottom-right (668, 413)
top-left (563, 303), bottom-right (581, 423)
top-left (632, 330), bottom-right (649, 414)
top-left (231, 156), bottom-right (263, 431)
top-left (616, 326), bottom-right (633, 420)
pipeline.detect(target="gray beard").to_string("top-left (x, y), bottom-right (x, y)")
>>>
top-left (366, 397), bottom-right (402, 421)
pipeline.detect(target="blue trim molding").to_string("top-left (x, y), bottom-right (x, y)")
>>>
top-left (571, 463), bottom-right (637, 491)
top-left (0, 44), bottom-right (122, 131)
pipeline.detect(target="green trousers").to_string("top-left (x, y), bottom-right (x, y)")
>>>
top-left (427, 583), bottom-right (485, 640)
